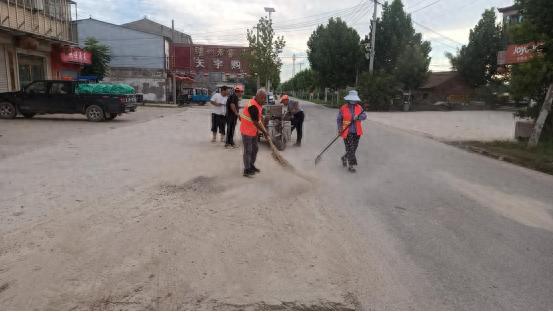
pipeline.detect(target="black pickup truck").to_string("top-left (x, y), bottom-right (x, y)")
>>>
top-left (0, 80), bottom-right (137, 122)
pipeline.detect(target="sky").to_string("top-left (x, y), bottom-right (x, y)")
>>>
top-left (74, 0), bottom-right (514, 82)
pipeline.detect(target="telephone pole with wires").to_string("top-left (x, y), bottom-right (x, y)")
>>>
top-left (292, 54), bottom-right (296, 76)
top-left (369, 0), bottom-right (378, 75)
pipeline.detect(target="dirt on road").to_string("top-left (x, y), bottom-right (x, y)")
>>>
top-left (0, 105), bottom-right (417, 310)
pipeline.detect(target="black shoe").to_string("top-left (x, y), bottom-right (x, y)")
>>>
top-left (294, 142), bottom-right (301, 147)
top-left (243, 169), bottom-right (254, 177)
top-left (348, 166), bottom-right (357, 173)
top-left (341, 156), bottom-right (347, 168)
top-left (251, 166), bottom-right (261, 173)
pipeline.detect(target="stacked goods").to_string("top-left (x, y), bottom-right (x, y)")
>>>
top-left (76, 83), bottom-right (136, 95)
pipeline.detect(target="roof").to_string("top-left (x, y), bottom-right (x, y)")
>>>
top-left (498, 5), bottom-right (519, 13)
top-left (122, 18), bottom-right (192, 44)
top-left (75, 18), bottom-right (165, 39)
top-left (419, 71), bottom-right (460, 89)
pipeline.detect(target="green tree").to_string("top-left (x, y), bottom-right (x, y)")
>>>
top-left (246, 17), bottom-right (286, 89)
top-left (358, 71), bottom-right (397, 111)
top-left (394, 41), bottom-right (431, 92)
top-left (307, 18), bottom-right (364, 89)
top-left (81, 37), bottom-right (111, 80)
top-left (282, 69), bottom-right (317, 92)
top-left (510, 0), bottom-right (553, 142)
top-left (369, 0), bottom-right (429, 73)
top-left (446, 9), bottom-right (502, 87)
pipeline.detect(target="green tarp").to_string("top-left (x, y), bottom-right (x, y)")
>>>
top-left (76, 83), bottom-right (136, 95)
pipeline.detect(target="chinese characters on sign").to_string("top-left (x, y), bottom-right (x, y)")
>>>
top-left (60, 47), bottom-right (92, 65)
top-left (190, 44), bottom-right (249, 73)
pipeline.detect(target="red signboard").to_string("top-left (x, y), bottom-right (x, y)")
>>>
top-left (504, 42), bottom-right (542, 64)
top-left (61, 47), bottom-right (92, 65)
top-left (173, 44), bottom-right (250, 75)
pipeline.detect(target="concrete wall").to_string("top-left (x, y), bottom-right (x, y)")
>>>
top-left (76, 19), bottom-right (165, 70)
top-left (104, 67), bottom-right (168, 102)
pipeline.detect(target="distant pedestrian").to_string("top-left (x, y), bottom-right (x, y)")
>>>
top-left (337, 90), bottom-right (367, 173)
top-left (240, 88), bottom-right (269, 177)
top-left (280, 95), bottom-right (304, 147)
top-left (210, 86), bottom-right (229, 143)
top-left (225, 85), bottom-right (244, 148)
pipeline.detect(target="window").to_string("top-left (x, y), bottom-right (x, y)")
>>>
top-left (423, 93), bottom-right (429, 100)
top-left (50, 82), bottom-right (72, 95)
top-left (25, 81), bottom-right (47, 94)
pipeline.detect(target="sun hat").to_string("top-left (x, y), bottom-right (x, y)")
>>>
top-left (344, 90), bottom-right (361, 102)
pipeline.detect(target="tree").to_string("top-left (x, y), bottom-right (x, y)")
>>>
top-left (246, 17), bottom-right (286, 89)
top-left (307, 18), bottom-right (364, 89)
top-left (369, 0), bottom-right (428, 74)
top-left (394, 41), bottom-right (431, 92)
top-left (81, 37), bottom-right (111, 80)
top-left (358, 71), bottom-right (397, 111)
top-left (511, 0), bottom-right (553, 143)
top-left (281, 69), bottom-right (317, 92)
top-left (446, 9), bottom-right (502, 87)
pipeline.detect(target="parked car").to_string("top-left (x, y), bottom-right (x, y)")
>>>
top-left (267, 92), bottom-right (276, 105)
top-left (0, 80), bottom-right (137, 122)
top-left (178, 87), bottom-right (210, 105)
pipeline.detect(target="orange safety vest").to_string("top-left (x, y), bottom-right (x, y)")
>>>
top-left (240, 99), bottom-right (262, 137)
top-left (340, 103), bottom-right (363, 138)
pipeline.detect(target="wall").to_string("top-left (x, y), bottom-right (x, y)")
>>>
top-left (76, 19), bottom-right (165, 69)
top-left (0, 0), bottom-right (73, 42)
top-left (104, 67), bottom-right (167, 102)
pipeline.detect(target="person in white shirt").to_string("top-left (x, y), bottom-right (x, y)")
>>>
top-left (210, 86), bottom-right (229, 142)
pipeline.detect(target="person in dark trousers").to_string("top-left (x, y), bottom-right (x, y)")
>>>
top-left (210, 86), bottom-right (229, 143)
top-left (337, 90), bottom-right (367, 173)
top-left (280, 95), bottom-right (304, 146)
top-left (240, 88), bottom-right (269, 177)
top-left (225, 85), bottom-right (244, 149)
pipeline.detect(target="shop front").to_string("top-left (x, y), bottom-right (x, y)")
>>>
top-left (51, 46), bottom-right (92, 80)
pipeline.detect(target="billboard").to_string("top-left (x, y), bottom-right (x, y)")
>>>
top-left (498, 42), bottom-right (542, 65)
top-left (173, 44), bottom-right (250, 76)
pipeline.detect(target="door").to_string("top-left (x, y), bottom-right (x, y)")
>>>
top-left (49, 81), bottom-right (75, 113)
top-left (0, 46), bottom-right (8, 93)
top-left (20, 81), bottom-right (49, 113)
top-left (18, 54), bottom-right (45, 89)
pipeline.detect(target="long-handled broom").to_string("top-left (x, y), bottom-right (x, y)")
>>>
top-left (315, 107), bottom-right (366, 166)
top-left (258, 122), bottom-right (294, 169)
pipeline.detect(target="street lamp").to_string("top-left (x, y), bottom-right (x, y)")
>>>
top-left (264, 7), bottom-right (275, 22)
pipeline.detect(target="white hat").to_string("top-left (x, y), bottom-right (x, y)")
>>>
top-left (344, 90), bottom-right (361, 102)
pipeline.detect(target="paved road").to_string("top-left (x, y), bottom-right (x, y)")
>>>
top-left (0, 102), bottom-right (552, 309)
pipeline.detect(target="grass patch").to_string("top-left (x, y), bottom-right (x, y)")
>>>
top-left (459, 140), bottom-right (553, 175)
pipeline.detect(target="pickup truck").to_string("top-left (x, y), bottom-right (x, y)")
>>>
top-left (0, 80), bottom-right (137, 122)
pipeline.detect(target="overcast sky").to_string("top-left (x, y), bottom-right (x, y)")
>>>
top-left (74, 0), bottom-right (514, 82)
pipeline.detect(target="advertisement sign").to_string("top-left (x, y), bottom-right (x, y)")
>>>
top-left (173, 44), bottom-right (250, 75)
top-left (61, 47), bottom-right (92, 65)
top-left (503, 42), bottom-right (542, 65)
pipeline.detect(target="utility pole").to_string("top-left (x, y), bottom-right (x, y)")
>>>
top-left (265, 7), bottom-right (275, 92)
top-left (255, 26), bottom-right (260, 90)
top-left (369, 0), bottom-right (377, 75)
top-left (292, 54), bottom-right (296, 77)
top-left (299, 62), bottom-right (304, 72)
top-left (171, 19), bottom-right (177, 105)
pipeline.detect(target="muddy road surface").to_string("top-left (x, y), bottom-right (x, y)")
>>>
top-left (1, 103), bottom-right (552, 310)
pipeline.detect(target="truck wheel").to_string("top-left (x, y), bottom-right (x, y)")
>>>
top-left (105, 113), bottom-right (118, 120)
top-left (86, 105), bottom-right (105, 122)
top-left (0, 102), bottom-right (17, 119)
top-left (22, 113), bottom-right (36, 119)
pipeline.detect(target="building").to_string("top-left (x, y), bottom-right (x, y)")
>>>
top-left (75, 17), bottom-right (194, 102)
top-left (173, 44), bottom-right (250, 93)
top-left (498, 5), bottom-right (522, 47)
top-left (414, 71), bottom-right (473, 107)
top-left (0, 0), bottom-right (84, 92)
top-left (76, 18), bottom-right (170, 102)
top-left (122, 17), bottom-right (192, 44)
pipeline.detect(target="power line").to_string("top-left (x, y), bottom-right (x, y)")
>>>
top-left (410, 0), bottom-right (444, 13)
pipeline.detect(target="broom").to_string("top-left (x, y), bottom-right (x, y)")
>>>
top-left (258, 122), bottom-right (294, 170)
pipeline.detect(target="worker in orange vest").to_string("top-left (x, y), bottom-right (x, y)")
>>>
top-left (240, 88), bottom-right (269, 177)
top-left (337, 90), bottom-right (367, 173)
